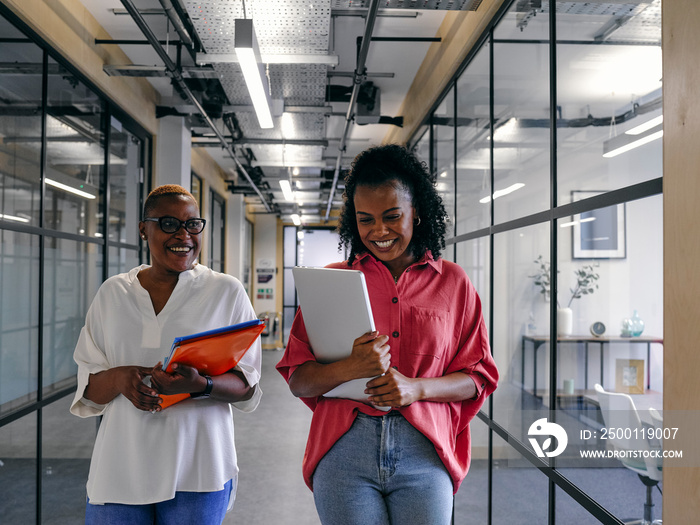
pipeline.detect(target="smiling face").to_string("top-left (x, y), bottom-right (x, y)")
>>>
top-left (354, 181), bottom-right (417, 276)
top-left (139, 194), bottom-right (202, 277)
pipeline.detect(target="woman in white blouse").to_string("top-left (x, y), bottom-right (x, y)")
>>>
top-left (70, 184), bottom-right (262, 524)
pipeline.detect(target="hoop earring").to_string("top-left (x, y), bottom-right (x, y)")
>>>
top-left (414, 217), bottom-right (421, 226)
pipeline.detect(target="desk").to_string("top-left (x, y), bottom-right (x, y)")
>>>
top-left (521, 334), bottom-right (663, 397)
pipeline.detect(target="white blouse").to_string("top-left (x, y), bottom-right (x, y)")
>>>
top-left (70, 264), bottom-right (262, 506)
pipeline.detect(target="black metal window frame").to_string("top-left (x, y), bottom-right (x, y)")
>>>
top-left (408, 1), bottom-right (662, 524)
top-left (0, 5), bottom-right (152, 523)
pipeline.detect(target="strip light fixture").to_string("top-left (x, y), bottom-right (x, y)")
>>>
top-left (46, 178), bottom-right (97, 199)
top-left (0, 213), bottom-right (30, 223)
top-left (479, 183), bottom-right (525, 204)
top-left (603, 122), bottom-right (663, 158)
top-left (279, 179), bottom-right (294, 202)
top-left (291, 213), bottom-right (302, 226)
top-left (235, 19), bottom-right (273, 129)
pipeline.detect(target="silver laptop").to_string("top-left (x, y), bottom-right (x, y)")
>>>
top-left (292, 266), bottom-right (388, 409)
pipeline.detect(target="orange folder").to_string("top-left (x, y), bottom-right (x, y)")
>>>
top-left (158, 319), bottom-right (265, 409)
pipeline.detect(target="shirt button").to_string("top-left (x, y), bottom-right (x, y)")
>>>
top-left (392, 297), bottom-right (398, 303)
top-left (392, 331), bottom-right (399, 338)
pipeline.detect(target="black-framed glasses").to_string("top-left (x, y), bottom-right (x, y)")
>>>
top-left (142, 216), bottom-right (206, 234)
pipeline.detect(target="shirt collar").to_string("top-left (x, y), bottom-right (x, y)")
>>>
top-left (352, 250), bottom-right (443, 275)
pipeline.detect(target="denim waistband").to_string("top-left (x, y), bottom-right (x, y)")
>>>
top-left (356, 410), bottom-right (401, 419)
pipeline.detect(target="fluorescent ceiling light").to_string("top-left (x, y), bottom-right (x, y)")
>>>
top-left (479, 183), bottom-right (525, 204)
top-left (46, 178), bottom-right (96, 199)
top-left (279, 180), bottom-right (295, 202)
top-left (281, 112), bottom-right (295, 138)
top-left (251, 160), bottom-right (328, 169)
top-left (626, 115), bottom-right (663, 136)
top-left (291, 213), bottom-right (302, 226)
top-left (492, 118), bottom-right (519, 142)
top-left (560, 217), bottom-right (596, 228)
top-left (0, 213), bottom-right (30, 223)
top-left (235, 19), bottom-right (273, 129)
top-left (603, 124), bottom-right (663, 158)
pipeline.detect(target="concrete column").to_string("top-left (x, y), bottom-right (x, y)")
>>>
top-left (252, 214), bottom-right (283, 349)
top-left (155, 116), bottom-right (191, 189)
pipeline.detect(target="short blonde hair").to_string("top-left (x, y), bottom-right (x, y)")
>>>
top-left (142, 185), bottom-right (197, 218)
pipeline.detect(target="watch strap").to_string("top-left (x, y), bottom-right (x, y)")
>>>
top-left (191, 375), bottom-right (213, 398)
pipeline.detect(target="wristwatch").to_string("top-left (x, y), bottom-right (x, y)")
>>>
top-left (191, 375), bottom-right (213, 398)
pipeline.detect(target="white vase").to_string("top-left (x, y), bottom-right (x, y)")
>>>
top-left (557, 307), bottom-right (573, 336)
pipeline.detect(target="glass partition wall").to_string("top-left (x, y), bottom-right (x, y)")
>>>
top-left (0, 8), bottom-right (150, 523)
top-left (414, 1), bottom-right (663, 523)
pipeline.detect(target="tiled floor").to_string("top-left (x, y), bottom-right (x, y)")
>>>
top-left (226, 350), bottom-right (320, 524)
top-left (2, 350), bottom-right (660, 524)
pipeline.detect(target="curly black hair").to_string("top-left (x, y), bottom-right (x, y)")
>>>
top-left (337, 144), bottom-right (448, 264)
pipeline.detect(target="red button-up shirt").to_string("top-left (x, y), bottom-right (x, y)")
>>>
top-left (276, 252), bottom-right (498, 493)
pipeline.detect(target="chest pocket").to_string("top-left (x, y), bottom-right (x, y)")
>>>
top-left (406, 306), bottom-right (451, 369)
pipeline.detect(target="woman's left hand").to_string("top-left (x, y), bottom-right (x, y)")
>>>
top-left (365, 368), bottom-right (421, 408)
top-left (150, 363), bottom-right (206, 396)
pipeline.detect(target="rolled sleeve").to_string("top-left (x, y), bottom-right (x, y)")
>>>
top-left (231, 360), bottom-right (263, 413)
top-left (70, 323), bottom-right (110, 418)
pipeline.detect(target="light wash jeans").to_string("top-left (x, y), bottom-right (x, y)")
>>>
top-left (84, 478), bottom-right (234, 525)
top-left (313, 411), bottom-right (453, 525)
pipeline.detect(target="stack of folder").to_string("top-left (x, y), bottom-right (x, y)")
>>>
top-left (158, 319), bottom-right (264, 409)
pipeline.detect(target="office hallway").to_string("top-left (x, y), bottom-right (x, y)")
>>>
top-left (228, 351), bottom-right (660, 525)
top-left (226, 350), bottom-right (320, 525)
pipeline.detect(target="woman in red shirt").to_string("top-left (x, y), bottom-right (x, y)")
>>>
top-left (277, 144), bottom-right (498, 525)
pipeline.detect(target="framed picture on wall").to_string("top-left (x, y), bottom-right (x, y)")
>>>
top-left (615, 359), bottom-right (644, 394)
top-left (572, 190), bottom-right (626, 259)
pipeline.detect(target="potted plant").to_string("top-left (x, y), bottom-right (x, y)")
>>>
top-left (530, 256), bottom-right (600, 335)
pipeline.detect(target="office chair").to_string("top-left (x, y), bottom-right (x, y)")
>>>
top-left (594, 384), bottom-right (662, 525)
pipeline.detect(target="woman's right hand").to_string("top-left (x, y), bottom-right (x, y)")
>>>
top-left (345, 331), bottom-right (391, 379)
top-left (85, 366), bottom-right (162, 412)
top-left (287, 331), bottom-right (391, 398)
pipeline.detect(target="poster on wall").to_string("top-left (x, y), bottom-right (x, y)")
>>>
top-left (572, 190), bottom-right (626, 259)
top-left (256, 258), bottom-right (275, 300)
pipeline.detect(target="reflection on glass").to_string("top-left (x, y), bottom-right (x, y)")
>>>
top-left (209, 191), bottom-right (225, 272)
top-left (41, 395), bottom-right (95, 523)
top-left (1, 231), bottom-right (39, 412)
top-left (492, 223), bottom-right (550, 439)
top-left (43, 239), bottom-right (101, 396)
top-left (0, 26), bottom-right (43, 227)
top-left (493, 9), bottom-right (550, 223)
top-left (108, 245), bottom-right (137, 279)
top-left (556, 0), bottom-right (662, 203)
top-left (454, 417), bottom-right (489, 523)
top-left (191, 172), bottom-right (203, 212)
top-left (455, 237), bottom-right (490, 330)
top-left (412, 126), bottom-right (430, 168)
top-left (432, 87), bottom-right (455, 232)
top-left (0, 412), bottom-right (37, 522)
top-left (46, 57), bottom-right (105, 236)
top-left (456, 44), bottom-right (491, 235)
top-left (553, 195), bottom-right (663, 519)
top-left (491, 432), bottom-right (549, 524)
top-left (109, 120), bottom-right (142, 244)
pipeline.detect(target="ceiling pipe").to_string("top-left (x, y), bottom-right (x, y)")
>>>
top-left (156, 0), bottom-right (193, 46)
top-left (324, 0), bottom-right (381, 221)
top-left (118, 0), bottom-right (272, 212)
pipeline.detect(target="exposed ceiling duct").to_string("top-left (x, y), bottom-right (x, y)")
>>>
top-left (118, 0), bottom-right (273, 212)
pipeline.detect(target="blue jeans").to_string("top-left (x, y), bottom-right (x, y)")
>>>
top-left (84, 478), bottom-right (234, 525)
top-left (312, 412), bottom-right (453, 525)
